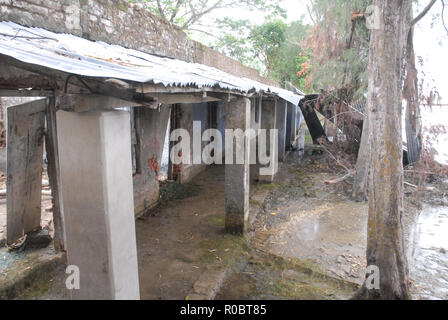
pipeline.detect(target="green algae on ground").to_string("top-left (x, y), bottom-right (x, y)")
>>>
top-left (158, 182), bottom-right (202, 207)
top-left (204, 214), bottom-right (225, 227)
top-left (271, 279), bottom-right (337, 299)
top-left (256, 182), bottom-right (280, 191)
top-left (199, 235), bottom-right (251, 267)
top-left (277, 181), bottom-right (316, 198)
top-left (216, 250), bottom-right (359, 300)
top-left (250, 199), bottom-right (263, 207)
top-left (0, 249), bottom-right (64, 300)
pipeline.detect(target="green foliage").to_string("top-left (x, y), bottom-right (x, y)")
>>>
top-left (305, 0), bottom-right (370, 99)
top-left (271, 20), bottom-right (312, 89)
top-left (214, 18), bottom-right (312, 91)
top-left (212, 18), bottom-right (256, 68)
top-left (250, 20), bottom-right (287, 74)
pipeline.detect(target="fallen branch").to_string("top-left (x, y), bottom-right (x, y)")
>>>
top-left (324, 170), bottom-right (355, 185)
top-left (318, 142), bottom-right (352, 173)
top-left (404, 181), bottom-right (418, 188)
top-left (404, 170), bottom-right (437, 175)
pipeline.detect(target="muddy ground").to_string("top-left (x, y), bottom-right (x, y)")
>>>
top-left (2, 147), bottom-right (447, 300)
top-left (246, 148), bottom-right (447, 300)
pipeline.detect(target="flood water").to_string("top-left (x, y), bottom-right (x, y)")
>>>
top-left (407, 106), bottom-right (448, 299)
top-left (409, 204), bottom-right (448, 299)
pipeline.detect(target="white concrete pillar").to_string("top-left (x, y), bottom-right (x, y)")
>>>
top-left (57, 110), bottom-right (140, 300)
top-left (289, 103), bottom-right (298, 148)
top-left (260, 99), bottom-right (278, 182)
top-left (276, 100), bottom-right (287, 161)
top-left (250, 98), bottom-right (262, 182)
top-left (225, 97), bottom-right (250, 235)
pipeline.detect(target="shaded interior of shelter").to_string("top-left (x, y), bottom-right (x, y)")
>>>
top-left (0, 96), bottom-right (303, 211)
top-left (0, 97), bottom-right (302, 246)
top-left (130, 99), bottom-right (304, 299)
top-left (0, 89), bottom-right (304, 298)
top-left (127, 98), bottom-right (303, 216)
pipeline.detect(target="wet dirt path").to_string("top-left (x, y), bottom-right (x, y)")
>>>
top-left (249, 150), bottom-right (369, 284)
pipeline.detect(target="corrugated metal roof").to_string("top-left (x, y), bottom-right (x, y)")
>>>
top-left (0, 21), bottom-right (304, 105)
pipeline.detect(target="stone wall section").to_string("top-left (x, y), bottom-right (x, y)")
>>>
top-left (0, 0), bottom-right (275, 86)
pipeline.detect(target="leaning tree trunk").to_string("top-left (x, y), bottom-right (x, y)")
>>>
top-left (353, 0), bottom-right (411, 300)
top-left (404, 27), bottom-right (422, 165)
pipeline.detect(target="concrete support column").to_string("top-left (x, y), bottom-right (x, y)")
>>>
top-left (289, 103), bottom-right (298, 149)
top-left (225, 96), bottom-right (250, 234)
top-left (57, 110), bottom-right (140, 300)
top-left (276, 100), bottom-right (287, 162)
top-left (259, 99), bottom-right (278, 182)
top-left (250, 98), bottom-right (262, 182)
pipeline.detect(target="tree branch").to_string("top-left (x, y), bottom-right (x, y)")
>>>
top-left (442, 0), bottom-right (448, 34)
top-left (306, 4), bottom-right (316, 25)
top-left (155, 0), bottom-right (168, 21)
top-left (188, 28), bottom-right (222, 40)
top-left (182, 0), bottom-right (222, 29)
top-left (411, 0), bottom-right (437, 26)
top-left (318, 142), bottom-right (352, 173)
top-left (169, 0), bottom-right (185, 22)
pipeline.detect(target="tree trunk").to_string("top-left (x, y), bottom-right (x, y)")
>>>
top-left (352, 118), bottom-right (370, 201)
top-left (353, 0), bottom-right (411, 300)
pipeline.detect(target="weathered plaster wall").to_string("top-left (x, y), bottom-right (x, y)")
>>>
top-left (0, 0), bottom-right (275, 86)
top-left (132, 105), bottom-right (170, 215)
top-left (176, 103), bottom-right (208, 184)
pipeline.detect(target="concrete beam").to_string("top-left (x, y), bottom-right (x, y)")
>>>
top-left (57, 109), bottom-right (140, 300)
top-left (225, 96), bottom-right (250, 235)
top-left (276, 100), bottom-right (287, 162)
top-left (56, 94), bottom-right (156, 112)
top-left (0, 89), bottom-right (53, 97)
top-left (137, 84), bottom-right (238, 95)
top-left (147, 93), bottom-right (221, 105)
top-left (136, 84), bottom-right (257, 100)
top-left (259, 99), bottom-right (278, 182)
